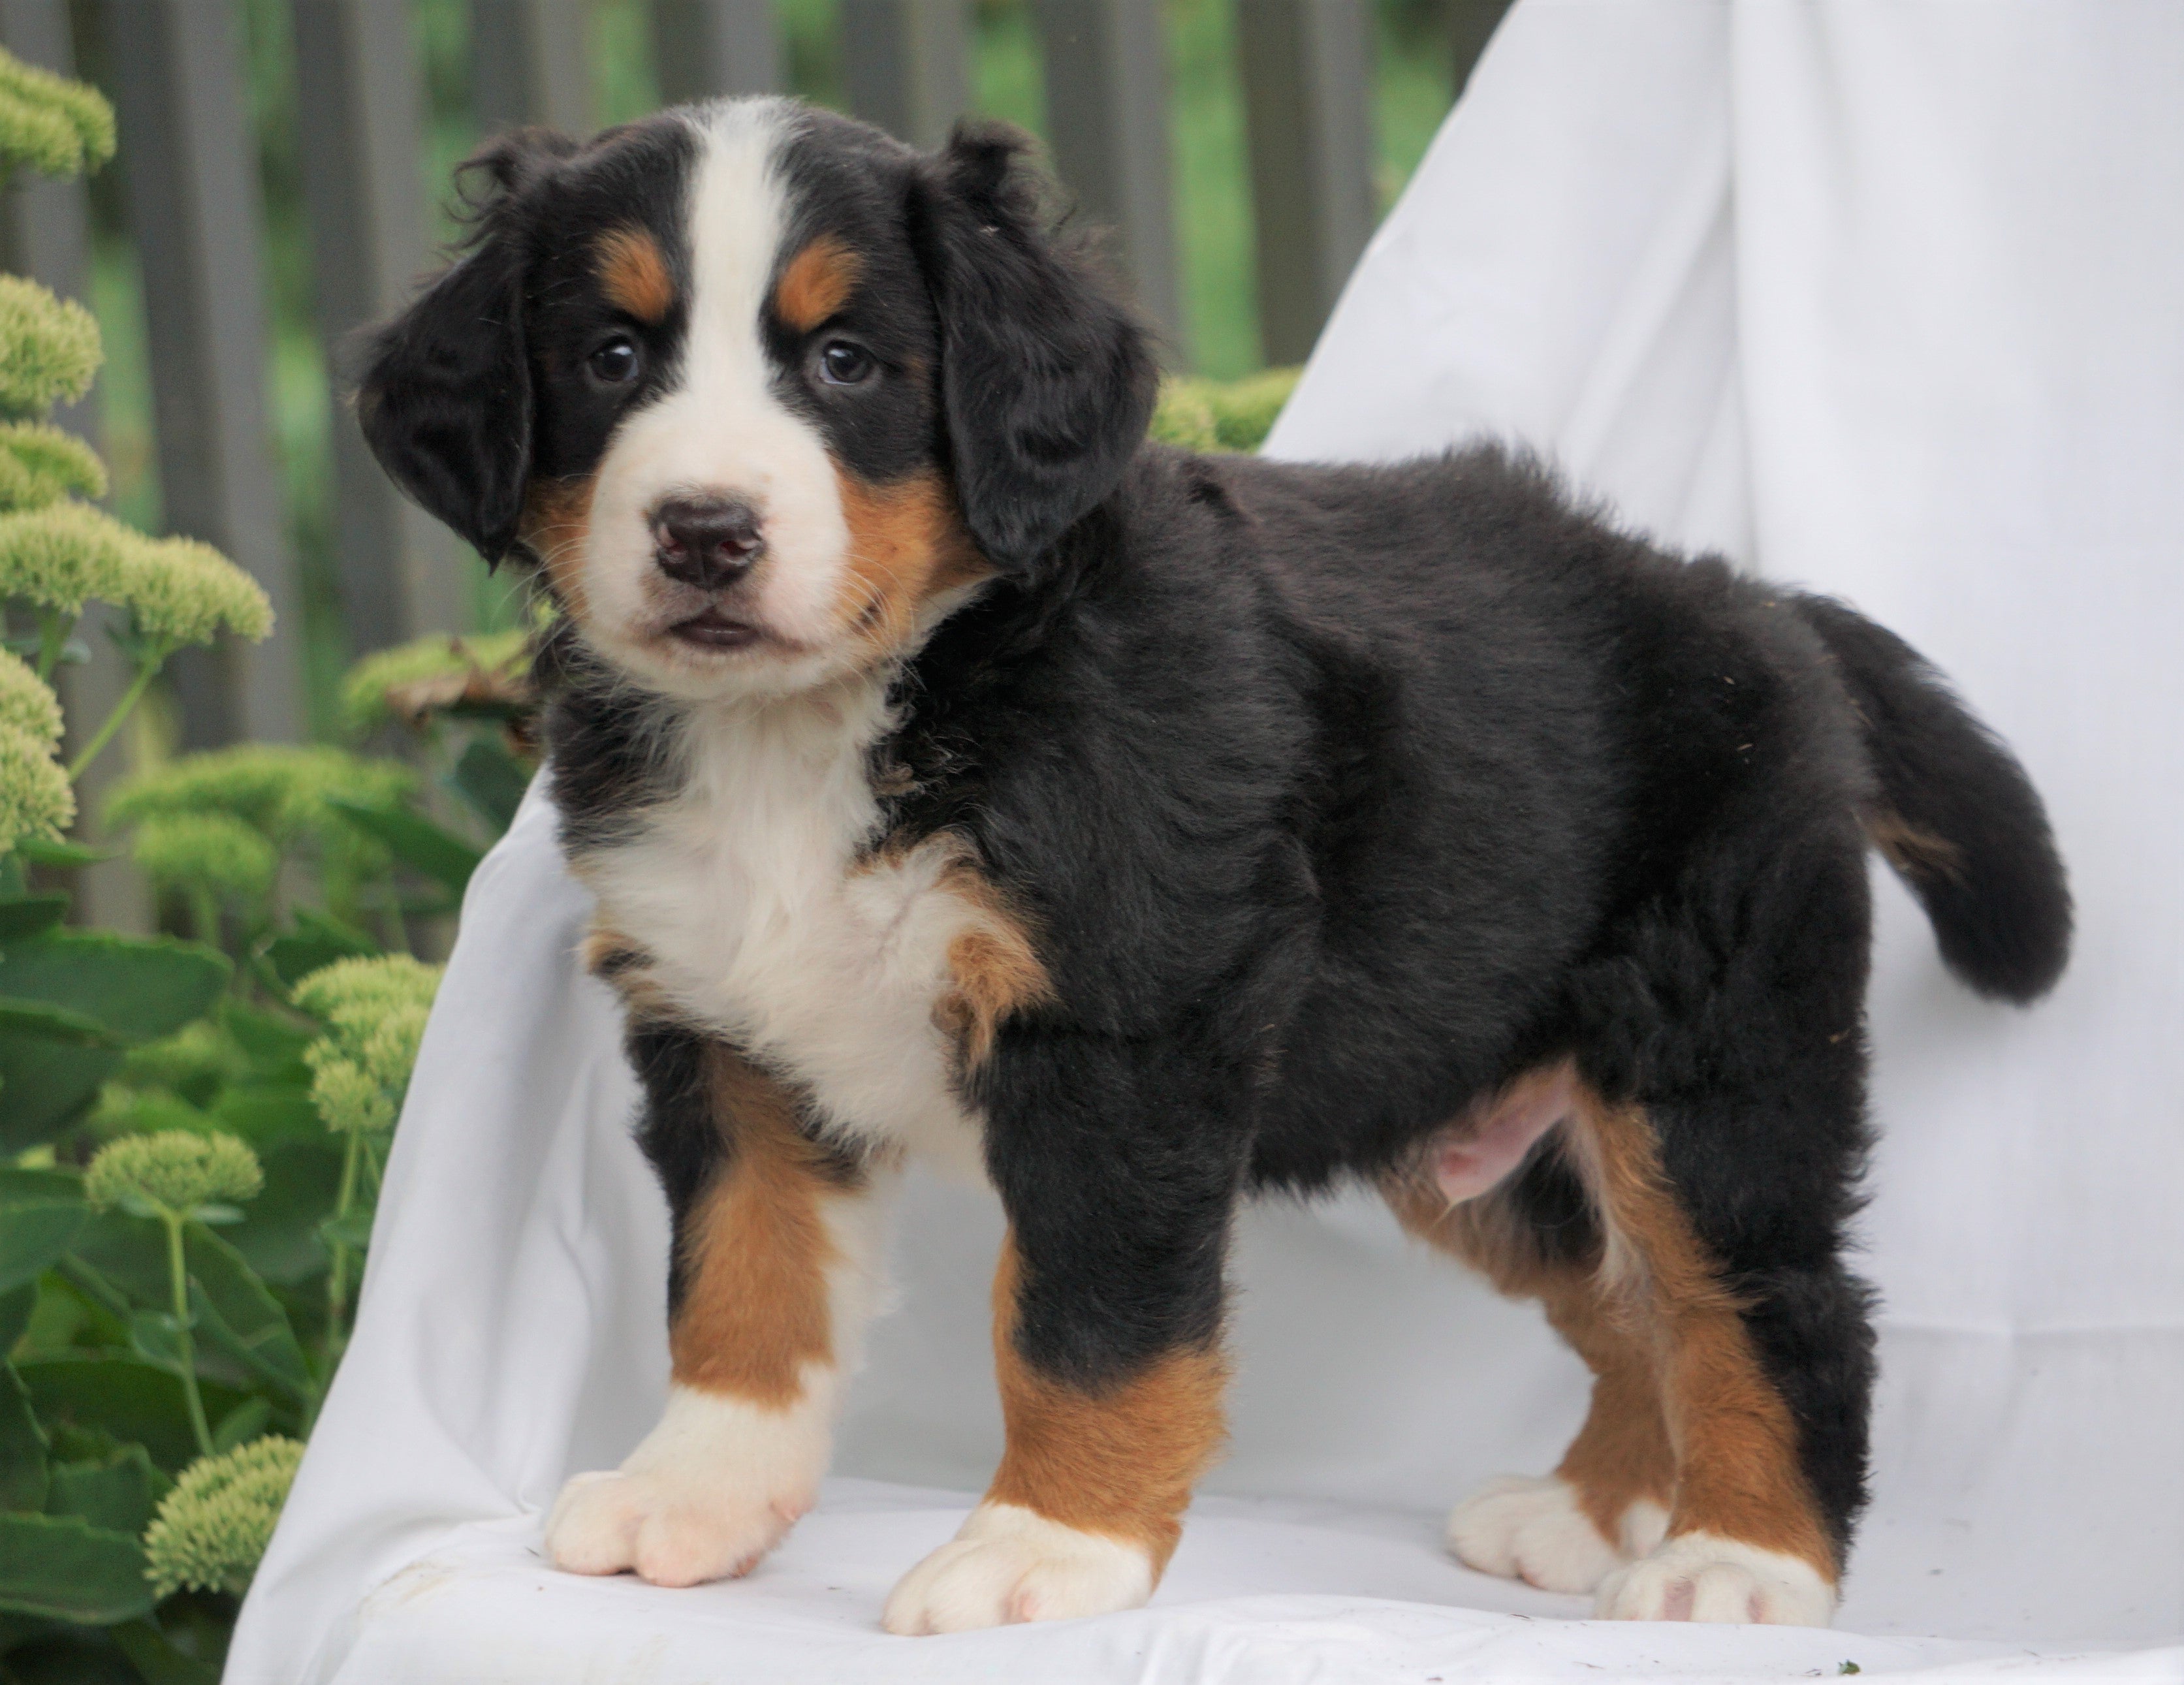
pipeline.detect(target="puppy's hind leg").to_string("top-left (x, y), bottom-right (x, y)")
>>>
top-left (1384, 1095), bottom-right (1671, 1598)
top-left (548, 1005), bottom-right (893, 1587)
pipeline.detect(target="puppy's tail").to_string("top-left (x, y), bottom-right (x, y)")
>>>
top-left (1792, 593), bottom-right (2071, 1003)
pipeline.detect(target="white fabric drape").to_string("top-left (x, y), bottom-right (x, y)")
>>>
top-left (227, 3), bottom-right (2184, 1678)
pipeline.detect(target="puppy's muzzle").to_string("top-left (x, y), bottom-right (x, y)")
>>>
top-left (653, 496), bottom-right (763, 591)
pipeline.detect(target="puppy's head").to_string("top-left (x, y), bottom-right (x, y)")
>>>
top-left (359, 99), bottom-right (1155, 702)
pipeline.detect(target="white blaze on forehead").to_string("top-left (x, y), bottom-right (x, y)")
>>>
top-left (578, 97), bottom-right (853, 697)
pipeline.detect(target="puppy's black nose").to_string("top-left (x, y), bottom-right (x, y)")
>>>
top-left (652, 496), bottom-right (762, 590)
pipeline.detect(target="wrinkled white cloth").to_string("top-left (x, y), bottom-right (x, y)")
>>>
top-left (227, 2), bottom-right (2184, 1678)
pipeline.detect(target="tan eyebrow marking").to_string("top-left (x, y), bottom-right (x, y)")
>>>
top-left (594, 225), bottom-right (674, 324)
top-left (774, 235), bottom-right (861, 332)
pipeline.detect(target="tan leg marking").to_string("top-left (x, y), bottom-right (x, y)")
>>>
top-left (930, 844), bottom-right (1051, 1071)
top-left (1564, 1090), bottom-right (1835, 1582)
top-left (773, 234), bottom-right (860, 332)
top-left (671, 1047), bottom-right (852, 1404)
top-left (595, 225), bottom-right (674, 324)
top-left (1538, 1272), bottom-right (1676, 1543)
top-left (987, 1234), bottom-right (1227, 1573)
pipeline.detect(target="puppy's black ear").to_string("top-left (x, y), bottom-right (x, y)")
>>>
top-left (911, 120), bottom-right (1157, 572)
top-left (356, 129), bottom-right (575, 566)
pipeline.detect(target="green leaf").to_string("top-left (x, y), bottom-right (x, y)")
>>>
top-left (0, 1364), bottom-right (48, 1511)
top-left (208, 1084), bottom-right (319, 1147)
top-left (325, 796), bottom-right (483, 895)
top-left (0, 996), bottom-right (119, 1047)
top-left (125, 1310), bottom-right (185, 1372)
top-left (317, 1208), bottom-right (373, 1253)
top-left (0, 1283), bottom-right (33, 1353)
top-left (0, 1167), bottom-right (79, 1202)
top-left (0, 1511), bottom-right (153, 1623)
top-left (0, 1200), bottom-right (84, 1296)
top-left (0, 894), bottom-right (67, 941)
top-left (66, 1212), bottom-right (169, 1310)
top-left (109, 1618), bottom-right (220, 1685)
top-left (218, 999), bottom-right (317, 1071)
top-left (18, 1357), bottom-right (249, 1474)
top-left (184, 1227), bottom-right (308, 1400)
top-left (261, 907), bottom-right (381, 990)
top-left (449, 738), bottom-right (529, 835)
top-left (45, 1443), bottom-right (156, 1537)
top-left (0, 933), bottom-right (230, 1149)
top-left (209, 1396), bottom-right (269, 1453)
top-left (0, 1630), bottom-right (143, 1683)
top-left (10, 836), bottom-right (112, 870)
top-left (221, 1137), bottom-right (340, 1285)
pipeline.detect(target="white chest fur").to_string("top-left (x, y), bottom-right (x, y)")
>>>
top-left (575, 682), bottom-right (988, 1175)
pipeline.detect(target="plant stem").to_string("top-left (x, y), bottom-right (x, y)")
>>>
top-left (163, 1211), bottom-right (214, 1459)
top-left (66, 646), bottom-right (168, 781)
top-left (33, 609), bottom-right (72, 680)
top-left (323, 1127), bottom-right (365, 1372)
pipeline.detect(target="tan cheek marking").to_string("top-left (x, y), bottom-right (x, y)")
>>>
top-left (832, 467), bottom-right (992, 662)
top-left (1567, 1089), bottom-right (1838, 1580)
top-left (773, 235), bottom-right (859, 332)
top-left (985, 1235), bottom-right (1227, 1573)
top-left (669, 1048), bottom-right (842, 1407)
top-left (520, 473), bottom-right (597, 627)
top-left (595, 225), bottom-right (674, 324)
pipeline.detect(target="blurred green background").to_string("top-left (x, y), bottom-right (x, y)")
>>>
top-left (69, 0), bottom-right (1461, 740)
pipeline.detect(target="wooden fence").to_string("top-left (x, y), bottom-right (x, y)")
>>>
top-left (0, 0), bottom-right (1508, 785)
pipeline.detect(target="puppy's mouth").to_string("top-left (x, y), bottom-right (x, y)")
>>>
top-left (667, 605), bottom-right (767, 652)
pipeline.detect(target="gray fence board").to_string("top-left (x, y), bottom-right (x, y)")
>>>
top-left (472, 0), bottom-right (594, 135)
top-left (1235, 0), bottom-right (1375, 366)
top-left (293, 0), bottom-right (466, 657)
top-left (102, 0), bottom-right (303, 749)
top-left (0, 0), bottom-right (147, 928)
top-left (1032, 0), bottom-right (1179, 351)
top-left (651, 0), bottom-right (780, 105)
top-left (840, 0), bottom-right (969, 151)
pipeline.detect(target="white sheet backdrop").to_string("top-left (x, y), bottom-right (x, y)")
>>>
top-left (227, 3), bottom-right (2184, 1678)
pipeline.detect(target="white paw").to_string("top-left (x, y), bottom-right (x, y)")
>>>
top-left (1446, 1474), bottom-right (1626, 1594)
top-left (881, 1503), bottom-right (1155, 1635)
top-left (545, 1385), bottom-right (830, 1588)
top-left (1594, 1531), bottom-right (1837, 1626)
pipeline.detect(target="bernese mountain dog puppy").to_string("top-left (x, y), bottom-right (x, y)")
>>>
top-left (357, 97), bottom-right (2070, 1633)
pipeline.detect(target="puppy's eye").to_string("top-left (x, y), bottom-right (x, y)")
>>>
top-left (588, 336), bottom-right (641, 385)
top-left (817, 340), bottom-right (875, 386)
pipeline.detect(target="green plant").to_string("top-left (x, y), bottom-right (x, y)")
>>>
top-left (0, 48), bottom-right (447, 1681)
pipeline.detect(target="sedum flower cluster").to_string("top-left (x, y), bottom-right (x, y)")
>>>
top-left (130, 810), bottom-right (280, 905)
top-left (105, 744), bottom-right (415, 912)
top-left (84, 1128), bottom-right (264, 1216)
top-left (1148, 366), bottom-right (1302, 454)
top-left (293, 954), bottom-right (444, 1135)
top-left (0, 47), bottom-right (113, 181)
top-left (141, 1436), bottom-right (304, 1599)
top-left (0, 501), bottom-right (271, 642)
top-left (339, 626), bottom-right (533, 736)
top-left (0, 646), bottom-right (67, 844)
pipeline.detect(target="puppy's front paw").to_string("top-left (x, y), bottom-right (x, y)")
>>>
top-left (546, 1464), bottom-right (804, 1586)
top-left (1594, 1532), bottom-right (1836, 1626)
top-left (881, 1503), bottom-right (1154, 1635)
top-left (545, 1386), bottom-right (828, 1588)
top-left (1445, 1473), bottom-right (1627, 1594)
